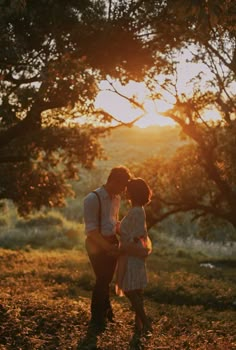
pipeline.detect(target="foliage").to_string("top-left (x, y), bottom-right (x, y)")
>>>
top-left (15, 211), bottom-right (66, 228)
top-left (131, 126), bottom-right (236, 230)
top-left (0, 0), bottom-right (153, 215)
top-left (0, 211), bottom-right (85, 249)
top-left (1, 0), bottom-right (235, 233)
top-left (123, 0), bottom-right (236, 230)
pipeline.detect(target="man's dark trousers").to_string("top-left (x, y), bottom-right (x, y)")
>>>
top-left (87, 249), bottom-right (117, 325)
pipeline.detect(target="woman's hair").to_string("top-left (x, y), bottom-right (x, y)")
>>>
top-left (127, 177), bottom-right (152, 206)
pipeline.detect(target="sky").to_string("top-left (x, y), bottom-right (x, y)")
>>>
top-left (95, 48), bottom-right (223, 128)
top-left (95, 80), bottom-right (175, 128)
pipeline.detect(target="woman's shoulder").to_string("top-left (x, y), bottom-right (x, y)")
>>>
top-left (131, 206), bottom-right (144, 214)
top-left (128, 207), bottom-right (145, 221)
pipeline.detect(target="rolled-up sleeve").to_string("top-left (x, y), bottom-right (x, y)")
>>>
top-left (83, 193), bottom-right (99, 234)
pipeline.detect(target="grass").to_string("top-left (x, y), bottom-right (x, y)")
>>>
top-left (0, 210), bottom-right (85, 250)
top-left (0, 247), bottom-right (235, 349)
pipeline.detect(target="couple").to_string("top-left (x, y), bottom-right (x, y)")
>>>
top-left (83, 166), bottom-right (152, 335)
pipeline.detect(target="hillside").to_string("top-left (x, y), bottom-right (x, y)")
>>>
top-left (68, 124), bottom-right (186, 202)
top-left (99, 125), bottom-right (186, 167)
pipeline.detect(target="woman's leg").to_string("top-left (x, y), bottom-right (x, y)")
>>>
top-left (134, 314), bottom-right (143, 333)
top-left (136, 290), bottom-right (152, 333)
top-left (125, 290), bottom-right (150, 331)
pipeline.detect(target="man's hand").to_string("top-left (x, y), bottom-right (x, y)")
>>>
top-left (122, 242), bottom-right (150, 258)
top-left (107, 244), bottom-right (120, 257)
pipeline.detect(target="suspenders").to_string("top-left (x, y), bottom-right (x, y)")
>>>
top-left (85, 190), bottom-right (118, 254)
top-left (85, 190), bottom-right (102, 255)
top-left (92, 190), bottom-right (101, 234)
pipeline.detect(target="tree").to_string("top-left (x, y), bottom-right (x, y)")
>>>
top-left (1, 0), bottom-right (235, 233)
top-left (0, 0), bottom-right (153, 215)
top-left (128, 0), bottom-right (236, 231)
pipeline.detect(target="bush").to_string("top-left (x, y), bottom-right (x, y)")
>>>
top-left (15, 212), bottom-right (64, 228)
top-left (0, 218), bottom-right (8, 226)
top-left (77, 272), bottom-right (94, 291)
top-left (0, 211), bottom-right (86, 250)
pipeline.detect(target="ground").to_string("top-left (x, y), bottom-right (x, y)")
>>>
top-left (0, 249), bottom-right (235, 349)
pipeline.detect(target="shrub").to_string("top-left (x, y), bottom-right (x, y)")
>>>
top-left (0, 211), bottom-right (85, 250)
top-left (0, 218), bottom-right (8, 226)
top-left (77, 272), bottom-right (94, 291)
top-left (15, 212), bottom-right (64, 228)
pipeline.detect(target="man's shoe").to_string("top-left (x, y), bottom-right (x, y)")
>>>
top-left (89, 318), bottom-right (106, 332)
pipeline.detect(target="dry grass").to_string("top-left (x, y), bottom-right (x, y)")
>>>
top-left (0, 248), bottom-right (235, 349)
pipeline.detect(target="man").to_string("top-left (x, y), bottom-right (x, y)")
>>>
top-left (83, 165), bottom-right (131, 330)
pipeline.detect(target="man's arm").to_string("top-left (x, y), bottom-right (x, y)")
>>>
top-left (84, 192), bottom-right (119, 255)
top-left (86, 230), bottom-right (119, 256)
top-left (87, 229), bottom-right (113, 251)
top-left (120, 241), bottom-right (150, 258)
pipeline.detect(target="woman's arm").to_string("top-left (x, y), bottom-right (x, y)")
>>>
top-left (124, 208), bottom-right (152, 257)
top-left (122, 240), bottom-right (150, 258)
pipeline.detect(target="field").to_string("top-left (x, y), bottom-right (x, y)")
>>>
top-left (0, 246), bottom-right (235, 350)
top-left (0, 125), bottom-right (235, 349)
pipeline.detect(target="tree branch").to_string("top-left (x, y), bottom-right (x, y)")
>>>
top-left (106, 79), bottom-right (146, 112)
top-left (0, 83), bottom-right (49, 149)
top-left (93, 109), bottom-right (145, 128)
top-left (127, 0), bottom-right (146, 16)
top-left (4, 73), bottom-right (41, 85)
top-left (108, 0), bottom-right (112, 20)
top-left (205, 41), bottom-right (236, 75)
top-left (148, 200), bottom-right (231, 229)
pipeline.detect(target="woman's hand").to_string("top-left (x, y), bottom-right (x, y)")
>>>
top-left (123, 241), bottom-right (150, 258)
top-left (116, 221), bottom-right (121, 234)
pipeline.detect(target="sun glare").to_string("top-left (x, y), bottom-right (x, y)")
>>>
top-left (137, 99), bottom-right (175, 128)
top-left (95, 49), bottom-right (222, 128)
top-left (95, 80), bottom-right (175, 128)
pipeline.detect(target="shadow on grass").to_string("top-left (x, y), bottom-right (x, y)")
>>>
top-left (76, 324), bottom-right (150, 350)
top-left (128, 331), bottom-right (153, 350)
top-left (146, 286), bottom-right (235, 311)
top-left (129, 332), bottom-right (143, 350)
top-left (76, 324), bottom-right (104, 350)
top-left (42, 271), bottom-right (94, 290)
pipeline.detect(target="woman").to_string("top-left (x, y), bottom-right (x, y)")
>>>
top-left (116, 177), bottom-right (152, 334)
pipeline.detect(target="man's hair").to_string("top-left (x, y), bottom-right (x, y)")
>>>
top-left (127, 177), bottom-right (152, 206)
top-left (107, 166), bottom-right (131, 183)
